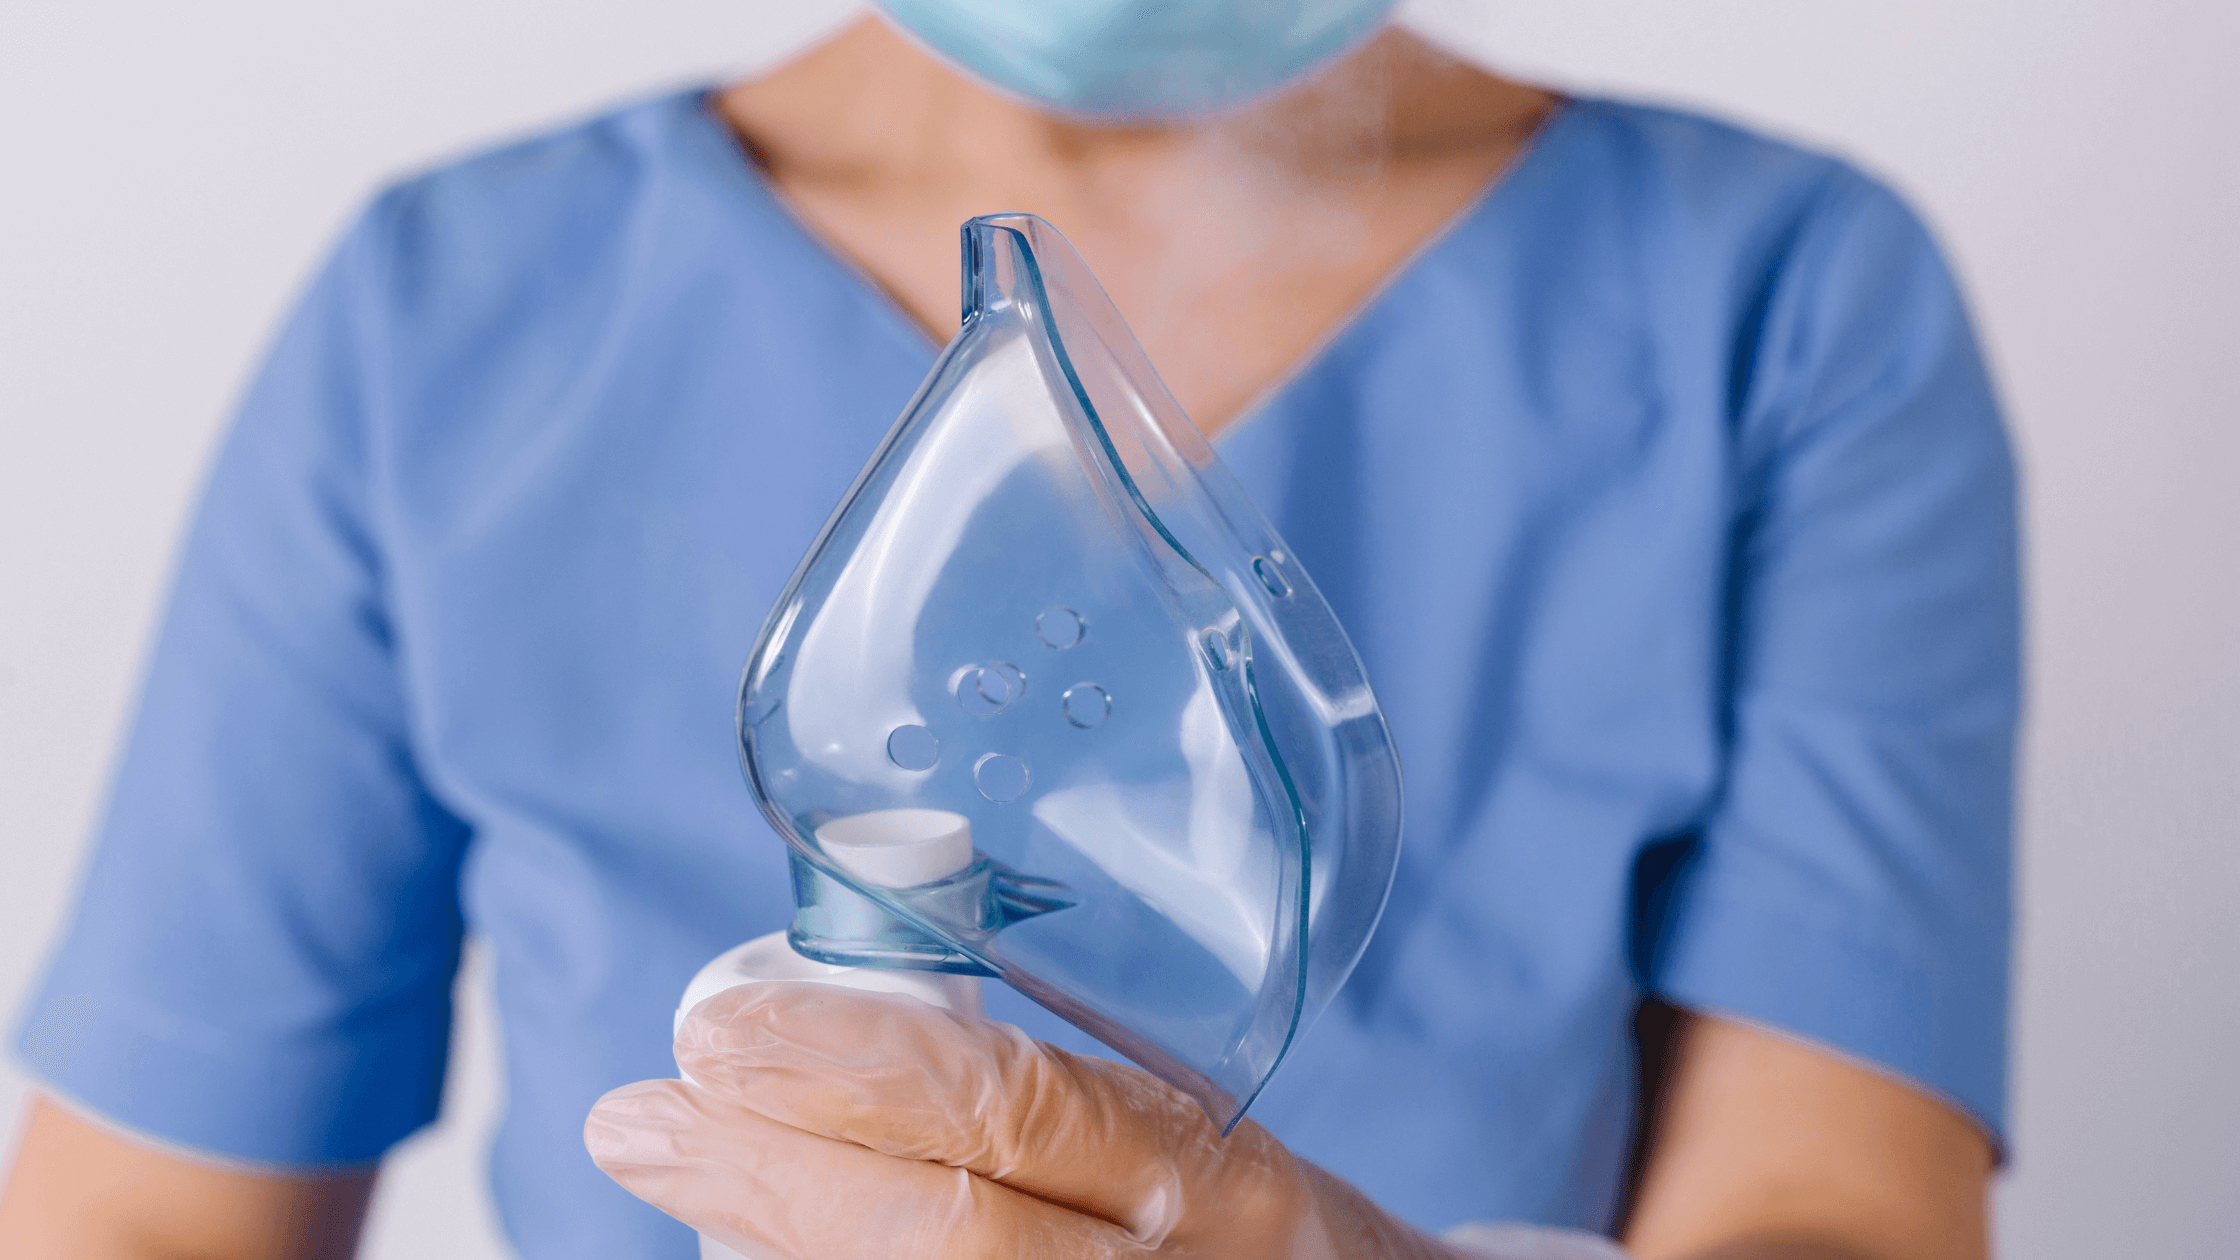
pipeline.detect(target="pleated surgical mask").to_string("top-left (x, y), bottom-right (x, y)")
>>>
top-left (737, 213), bottom-right (1403, 1130)
top-left (878, 0), bottom-right (1398, 120)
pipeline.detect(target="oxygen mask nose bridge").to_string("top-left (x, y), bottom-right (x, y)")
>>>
top-left (736, 213), bottom-right (1404, 1131)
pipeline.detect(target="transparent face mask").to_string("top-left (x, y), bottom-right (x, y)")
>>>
top-left (738, 214), bottom-right (1403, 1131)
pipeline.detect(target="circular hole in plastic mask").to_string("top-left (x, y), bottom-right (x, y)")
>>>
top-left (1061, 683), bottom-right (1111, 730)
top-left (1200, 629), bottom-right (1232, 673)
top-left (973, 753), bottom-right (1030, 802)
top-left (1252, 555), bottom-right (1293, 598)
top-left (956, 663), bottom-right (1022, 716)
top-left (1036, 607), bottom-right (1086, 650)
top-left (885, 724), bottom-right (939, 770)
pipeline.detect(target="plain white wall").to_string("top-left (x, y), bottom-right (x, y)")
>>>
top-left (1, 2), bottom-right (2233, 1257)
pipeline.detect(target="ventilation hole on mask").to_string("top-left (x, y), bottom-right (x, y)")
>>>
top-left (956, 663), bottom-right (1021, 716)
top-left (1200, 629), bottom-right (1232, 673)
top-left (885, 724), bottom-right (939, 771)
top-left (1061, 683), bottom-right (1111, 731)
top-left (1036, 607), bottom-right (1086, 650)
top-left (973, 753), bottom-right (1030, 803)
top-left (1252, 555), bottom-right (1293, 598)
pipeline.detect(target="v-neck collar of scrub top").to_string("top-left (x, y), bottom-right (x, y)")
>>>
top-left (669, 86), bottom-right (1582, 451)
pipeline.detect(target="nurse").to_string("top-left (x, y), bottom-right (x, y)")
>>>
top-left (3, 3), bottom-right (2016, 1259)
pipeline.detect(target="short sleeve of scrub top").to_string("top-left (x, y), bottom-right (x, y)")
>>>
top-left (13, 219), bottom-right (474, 1161)
top-left (14, 91), bottom-right (2017, 1257)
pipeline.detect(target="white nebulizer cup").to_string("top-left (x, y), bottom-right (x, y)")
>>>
top-left (676, 811), bottom-right (984, 1260)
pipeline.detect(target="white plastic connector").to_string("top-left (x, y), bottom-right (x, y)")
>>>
top-left (814, 807), bottom-right (975, 888)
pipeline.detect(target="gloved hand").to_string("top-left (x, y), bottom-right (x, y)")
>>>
top-left (587, 982), bottom-right (1628, 1260)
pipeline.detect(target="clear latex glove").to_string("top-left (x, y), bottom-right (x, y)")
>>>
top-left (585, 983), bottom-right (1629, 1260)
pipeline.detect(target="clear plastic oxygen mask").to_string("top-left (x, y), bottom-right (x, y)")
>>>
top-left (737, 213), bottom-right (1403, 1131)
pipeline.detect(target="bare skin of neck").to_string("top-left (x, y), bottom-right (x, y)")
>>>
top-left (716, 17), bottom-right (1555, 436)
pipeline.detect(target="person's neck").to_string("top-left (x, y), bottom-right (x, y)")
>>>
top-left (714, 15), bottom-right (1555, 432)
top-left (728, 21), bottom-right (1195, 194)
top-left (721, 16), bottom-right (1533, 227)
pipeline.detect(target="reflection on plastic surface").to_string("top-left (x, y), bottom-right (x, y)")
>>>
top-left (737, 213), bottom-right (1403, 1129)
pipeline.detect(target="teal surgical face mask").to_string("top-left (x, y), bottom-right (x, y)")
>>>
top-left (878, 0), bottom-right (1400, 120)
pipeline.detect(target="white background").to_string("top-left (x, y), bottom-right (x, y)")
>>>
top-left (2, 1), bottom-right (2234, 1256)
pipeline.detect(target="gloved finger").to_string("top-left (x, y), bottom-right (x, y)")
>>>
top-left (585, 1077), bottom-right (1146, 1260)
top-left (674, 983), bottom-right (1299, 1246)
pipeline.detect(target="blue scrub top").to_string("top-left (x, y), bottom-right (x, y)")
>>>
top-left (16, 89), bottom-right (2016, 1254)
